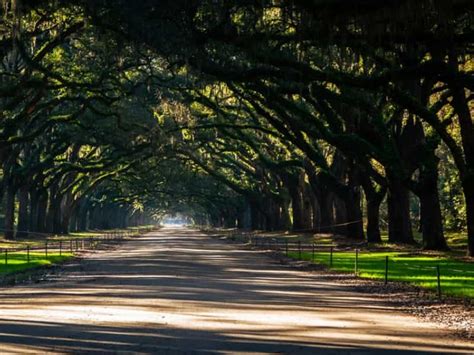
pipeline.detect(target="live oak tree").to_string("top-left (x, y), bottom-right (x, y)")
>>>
top-left (1, 1), bottom-right (473, 256)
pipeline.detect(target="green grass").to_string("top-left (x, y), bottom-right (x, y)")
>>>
top-left (444, 231), bottom-right (468, 250)
top-left (0, 252), bottom-right (73, 275)
top-left (288, 250), bottom-right (474, 299)
top-left (68, 231), bottom-right (102, 238)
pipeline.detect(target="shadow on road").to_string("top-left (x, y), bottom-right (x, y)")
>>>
top-left (0, 228), bottom-right (471, 354)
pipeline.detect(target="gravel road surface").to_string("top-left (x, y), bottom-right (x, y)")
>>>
top-left (0, 227), bottom-right (472, 354)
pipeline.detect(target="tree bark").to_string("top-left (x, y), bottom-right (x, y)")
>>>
top-left (344, 187), bottom-right (365, 240)
top-left (279, 197), bottom-right (291, 230)
top-left (264, 197), bottom-right (279, 231)
top-left (60, 207), bottom-right (72, 234)
top-left (333, 195), bottom-right (347, 235)
top-left (304, 161), bottom-right (334, 232)
top-left (419, 189), bottom-right (447, 250)
top-left (16, 184), bottom-right (30, 238)
top-left (289, 184), bottom-right (304, 230)
top-left (450, 70), bottom-right (474, 256)
top-left (29, 189), bottom-right (40, 233)
top-left (301, 183), bottom-right (313, 230)
top-left (77, 200), bottom-right (90, 231)
top-left (249, 200), bottom-right (262, 230)
top-left (387, 175), bottom-right (414, 244)
top-left (310, 192), bottom-right (320, 230)
top-left (366, 197), bottom-right (382, 243)
top-left (36, 191), bottom-right (48, 232)
top-left (318, 189), bottom-right (334, 233)
top-left (416, 160), bottom-right (448, 250)
top-left (4, 181), bottom-right (16, 240)
top-left (52, 199), bottom-right (63, 234)
top-left (463, 179), bottom-right (474, 257)
top-left (361, 175), bottom-right (385, 243)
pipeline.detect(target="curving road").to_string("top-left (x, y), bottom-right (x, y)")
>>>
top-left (0, 227), bottom-right (472, 354)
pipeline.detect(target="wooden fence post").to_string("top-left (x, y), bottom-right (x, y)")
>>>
top-left (355, 249), bottom-right (359, 276)
top-left (436, 265), bottom-right (442, 300)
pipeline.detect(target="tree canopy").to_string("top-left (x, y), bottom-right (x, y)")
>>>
top-left (1, 0), bottom-right (473, 255)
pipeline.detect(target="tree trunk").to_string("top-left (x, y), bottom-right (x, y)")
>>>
top-left (46, 202), bottom-right (54, 232)
top-left (419, 189), bottom-right (447, 250)
top-left (333, 196), bottom-right (347, 235)
top-left (46, 188), bottom-right (56, 233)
top-left (250, 201), bottom-right (261, 230)
top-left (242, 204), bottom-right (252, 229)
top-left (60, 193), bottom-right (75, 234)
top-left (36, 191), bottom-right (48, 232)
top-left (16, 185), bottom-right (30, 238)
top-left (318, 189), bottom-right (334, 233)
top-left (417, 165), bottom-right (448, 250)
top-left (53, 202), bottom-right (62, 234)
top-left (310, 194), bottom-right (320, 230)
top-left (302, 194), bottom-right (313, 230)
top-left (60, 208), bottom-right (72, 234)
top-left (264, 197), bottom-right (278, 231)
top-left (304, 161), bottom-right (334, 232)
top-left (387, 176), bottom-right (414, 244)
top-left (4, 181), bottom-right (16, 240)
top-left (344, 188), bottom-right (365, 240)
top-left (29, 189), bottom-right (40, 233)
top-left (71, 207), bottom-right (80, 232)
top-left (279, 197), bottom-right (291, 230)
top-left (237, 210), bottom-right (244, 229)
top-left (366, 197), bottom-right (383, 243)
top-left (77, 200), bottom-right (90, 231)
top-left (448, 53), bottom-right (474, 256)
top-left (463, 179), bottom-right (474, 257)
top-left (47, 195), bottom-right (63, 234)
top-left (361, 176), bottom-right (385, 244)
top-left (289, 185), bottom-right (304, 230)
top-left (80, 208), bottom-right (89, 231)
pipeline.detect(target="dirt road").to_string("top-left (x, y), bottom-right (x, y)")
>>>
top-left (0, 227), bottom-right (472, 354)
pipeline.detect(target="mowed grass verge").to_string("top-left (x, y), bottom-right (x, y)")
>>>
top-left (288, 251), bottom-right (474, 299)
top-left (0, 252), bottom-right (74, 275)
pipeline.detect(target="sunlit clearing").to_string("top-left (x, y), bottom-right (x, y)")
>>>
top-left (163, 222), bottom-right (186, 227)
top-left (162, 213), bottom-right (189, 227)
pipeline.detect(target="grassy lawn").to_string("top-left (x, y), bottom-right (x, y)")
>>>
top-left (288, 250), bottom-right (474, 299)
top-left (0, 252), bottom-right (74, 275)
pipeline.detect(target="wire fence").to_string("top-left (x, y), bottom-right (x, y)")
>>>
top-left (227, 232), bottom-right (474, 300)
